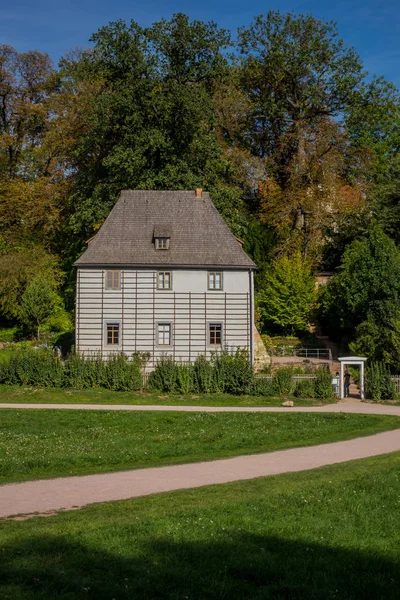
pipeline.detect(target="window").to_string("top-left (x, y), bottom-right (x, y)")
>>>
top-left (155, 237), bottom-right (170, 250)
top-left (209, 323), bottom-right (222, 346)
top-left (208, 271), bottom-right (223, 290)
top-left (157, 271), bottom-right (172, 290)
top-left (105, 270), bottom-right (120, 290)
top-left (157, 322), bottom-right (172, 346)
top-left (106, 323), bottom-right (120, 345)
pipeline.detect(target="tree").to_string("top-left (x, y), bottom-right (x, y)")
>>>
top-left (258, 253), bottom-right (316, 333)
top-left (237, 11), bottom-right (395, 262)
top-left (56, 14), bottom-right (236, 249)
top-left (19, 277), bottom-right (59, 338)
top-left (0, 243), bottom-right (61, 320)
top-left (320, 226), bottom-right (400, 368)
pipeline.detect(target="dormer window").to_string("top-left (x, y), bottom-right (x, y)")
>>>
top-left (154, 225), bottom-right (171, 250)
top-left (155, 237), bottom-right (170, 250)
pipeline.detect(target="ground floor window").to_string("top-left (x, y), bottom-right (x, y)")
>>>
top-left (157, 322), bottom-right (172, 346)
top-left (209, 322), bottom-right (222, 346)
top-left (106, 322), bottom-right (120, 345)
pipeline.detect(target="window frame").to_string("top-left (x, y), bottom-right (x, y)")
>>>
top-left (155, 237), bottom-right (170, 250)
top-left (207, 322), bottom-right (223, 347)
top-left (156, 321), bottom-right (173, 347)
top-left (157, 271), bottom-right (172, 290)
top-left (208, 271), bottom-right (223, 291)
top-left (104, 320), bottom-right (122, 347)
top-left (105, 270), bottom-right (121, 291)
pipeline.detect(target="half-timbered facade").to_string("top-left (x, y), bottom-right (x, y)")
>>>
top-left (75, 189), bottom-right (256, 370)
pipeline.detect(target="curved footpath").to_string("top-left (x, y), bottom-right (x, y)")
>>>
top-left (1, 401), bottom-right (400, 415)
top-left (1, 401), bottom-right (400, 520)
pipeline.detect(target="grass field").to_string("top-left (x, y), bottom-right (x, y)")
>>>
top-left (0, 384), bottom-right (334, 406)
top-left (0, 453), bottom-right (399, 599)
top-left (1, 409), bottom-right (399, 484)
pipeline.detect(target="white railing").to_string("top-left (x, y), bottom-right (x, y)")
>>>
top-left (272, 347), bottom-right (332, 360)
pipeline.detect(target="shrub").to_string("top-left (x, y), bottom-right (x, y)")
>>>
top-left (148, 356), bottom-right (179, 392)
top-left (251, 376), bottom-right (275, 396)
top-left (193, 355), bottom-right (214, 394)
top-left (176, 363), bottom-right (194, 394)
top-left (293, 378), bottom-right (315, 398)
top-left (0, 348), bottom-right (146, 391)
top-left (211, 349), bottom-right (253, 394)
top-left (0, 348), bottom-right (64, 387)
top-left (314, 367), bottom-right (334, 400)
top-left (64, 352), bottom-right (105, 389)
top-left (149, 350), bottom-right (253, 395)
top-left (365, 361), bottom-right (395, 401)
top-left (273, 367), bottom-right (295, 395)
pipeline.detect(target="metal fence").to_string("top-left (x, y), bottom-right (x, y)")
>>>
top-left (271, 347), bottom-right (332, 360)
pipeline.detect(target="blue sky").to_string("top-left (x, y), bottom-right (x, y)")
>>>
top-left (2, 0), bottom-right (400, 86)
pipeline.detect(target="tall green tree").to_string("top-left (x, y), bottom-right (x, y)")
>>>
top-left (19, 277), bottom-right (59, 339)
top-left (56, 14), bottom-right (236, 250)
top-left (258, 253), bottom-right (316, 334)
top-left (237, 11), bottom-right (397, 262)
top-left (320, 226), bottom-right (400, 368)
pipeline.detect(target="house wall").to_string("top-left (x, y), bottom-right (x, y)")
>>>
top-left (76, 268), bottom-right (253, 370)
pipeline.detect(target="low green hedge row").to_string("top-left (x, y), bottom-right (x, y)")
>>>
top-left (148, 353), bottom-right (334, 399)
top-left (0, 348), bottom-right (335, 399)
top-left (0, 349), bottom-right (146, 391)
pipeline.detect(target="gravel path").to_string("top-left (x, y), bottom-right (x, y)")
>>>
top-left (1, 401), bottom-right (400, 519)
top-left (1, 401), bottom-right (400, 415)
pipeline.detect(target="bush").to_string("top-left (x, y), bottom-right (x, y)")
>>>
top-left (0, 348), bottom-right (146, 391)
top-left (251, 376), bottom-right (275, 396)
top-left (176, 363), bottom-right (194, 394)
top-left (314, 367), bottom-right (334, 400)
top-left (294, 378), bottom-right (315, 398)
top-left (365, 361), bottom-right (395, 401)
top-left (149, 350), bottom-right (253, 395)
top-left (211, 349), bottom-right (253, 394)
top-left (273, 367), bottom-right (295, 395)
top-left (148, 356), bottom-right (180, 392)
top-left (193, 355), bottom-right (214, 394)
top-left (0, 348), bottom-right (64, 387)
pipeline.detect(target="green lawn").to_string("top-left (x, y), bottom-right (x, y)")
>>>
top-left (0, 453), bottom-right (399, 599)
top-left (0, 384), bottom-right (334, 406)
top-left (1, 409), bottom-right (399, 484)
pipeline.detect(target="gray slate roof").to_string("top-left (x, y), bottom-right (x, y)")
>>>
top-left (75, 190), bottom-right (256, 269)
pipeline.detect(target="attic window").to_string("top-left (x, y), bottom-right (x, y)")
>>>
top-left (154, 225), bottom-right (171, 250)
top-left (155, 237), bottom-right (170, 250)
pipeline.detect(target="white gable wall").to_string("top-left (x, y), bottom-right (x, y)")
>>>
top-left (76, 268), bottom-right (253, 371)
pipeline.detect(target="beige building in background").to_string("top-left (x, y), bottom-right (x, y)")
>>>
top-left (75, 189), bottom-right (257, 370)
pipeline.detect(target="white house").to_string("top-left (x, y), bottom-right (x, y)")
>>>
top-left (74, 189), bottom-right (257, 370)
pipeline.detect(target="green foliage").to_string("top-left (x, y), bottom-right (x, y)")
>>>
top-left (258, 253), bottom-right (316, 334)
top-left (147, 356), bottom-right (181, 393)
top-left (211, 350), bottom-right (253, 394)
top-left (19, 277), bottom-right (59, 339)
top-left (314, 368), bottom-right (334, 400)
top-left (239, 11), bottom-right (365, 162)
top-left (61, 14), bottom-right (235, 247)
top-left (0, 349), bottom-right (64, 387)
top-left (0, 244), bottom-right (61, 321)
top-left (250, 376), bottom-right (275, 397)
top-left (293, 379), bottom-right (315, 399)
top-left (193, 355), bottom-right (214, 394)
top-left (0, 350), bottom-right (146, 391)
top-left (149, 350), bottom-right (253, 395)
top-left (321, 226), bottom-right (400, 368)
top-left (273, 367), bottom-right (295, 395)
top-left (365, 361), bottom-right (395, 402)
